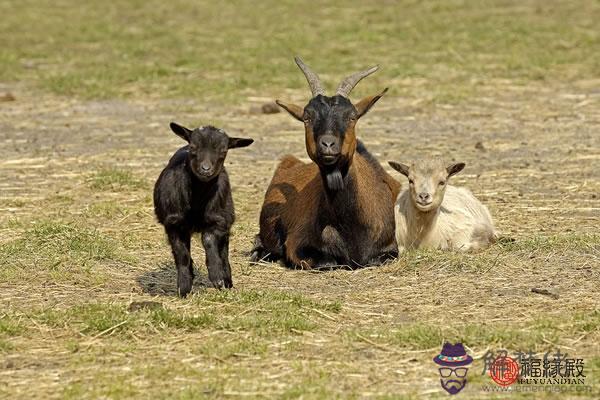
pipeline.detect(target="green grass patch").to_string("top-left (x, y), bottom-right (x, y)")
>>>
top-left (62, 374), bottom-right (138, 400)
top-left (149, 308), bottom-right (215, 331)
top-left (38, 303), bottom-right (129, 335)
top-left (349, 312), bottom-right (600, 352)
top-left (0, 220), bottom-right (125, 284)
top-left (195, 289), bottom-right (342, 335)
top-left (28, 290), bottom-right (341, 338)
top-left (0, 313), bottom-right (25, 337)
top-left (88, 168), bottom-right (149, 191)
top-left (196, 289), bottom-right (343, 314)
top-left (394, 233), bottom-right (599, 275)
top-left (1, 1), bottom-right (600, 103)
top-left (85, 201), bottom-right (132, 219)
top-left (4, 220), bottom-right (118, 261)
top-left (0, 339), bottom-right (14, 353)
top-left (498, 233), bottom-right (600, 252)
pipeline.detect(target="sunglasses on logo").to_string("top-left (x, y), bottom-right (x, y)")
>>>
top-left (439, 367), bottom-right (468, 378)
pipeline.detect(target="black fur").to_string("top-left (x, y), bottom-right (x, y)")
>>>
top-left (305, 95), bottom-right (356, 187)
top-left (154, 123), bottom-right (253, 297)
top-left (306, 95), bottom-right (354, 147)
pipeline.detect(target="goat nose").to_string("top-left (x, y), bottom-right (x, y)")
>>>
top-left (418, 192), bottom-right (431, 201)
top-left (201, 163), bottom-right (211, 172)
top-left (320, 138), bottom-right (335, 148)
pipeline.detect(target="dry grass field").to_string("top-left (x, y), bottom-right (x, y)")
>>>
top-left (1, 1), bottom-right (599, 399)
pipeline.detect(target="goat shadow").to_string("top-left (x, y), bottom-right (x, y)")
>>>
top-left (137, 260), bottom-right (213, 296)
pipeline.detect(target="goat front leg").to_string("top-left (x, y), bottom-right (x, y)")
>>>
top-left (219, 234), bottom-right (233, 288)
top-left (202, 230), bottom-right (227, 289)
top-left (183, 233), bottom-right (195, 279)
top-left (167, 228), bottom-right (193, 297)
top-left (285, 236), bottom-right (315, 270)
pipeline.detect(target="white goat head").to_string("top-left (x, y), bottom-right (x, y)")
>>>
top-left (388, 159), bottom-right (465, 212)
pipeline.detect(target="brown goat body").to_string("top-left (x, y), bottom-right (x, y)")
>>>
top-left (256, 143), bottom-right (400, 268)
top-left (252, 57), bottom-right (401, 269)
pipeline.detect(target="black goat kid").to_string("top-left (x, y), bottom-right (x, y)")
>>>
top-left (154, 122), bottom-right (253, 297)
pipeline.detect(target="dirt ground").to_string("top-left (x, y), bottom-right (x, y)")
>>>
top-left (0, 78), bottom-right (599, 398)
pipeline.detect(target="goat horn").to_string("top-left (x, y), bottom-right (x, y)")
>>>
top-left (294, 56), bottom-right (325, 97)
top-left (336, 65), bottom-right (379, 98)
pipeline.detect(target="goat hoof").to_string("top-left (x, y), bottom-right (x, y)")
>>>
top-left (224, 277), bottom-right (233, 289)
top-left (250, 247), bottom-right (267, 262)
top-left (177, 274), bottom-right (193, 298)
top-left (177, 285), bottom-right (192, 298)
top-left (211, 279), bottom-right (225, 289)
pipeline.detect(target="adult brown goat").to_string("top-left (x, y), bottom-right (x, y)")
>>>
top-left (251, 57), bottom-right (400, 269)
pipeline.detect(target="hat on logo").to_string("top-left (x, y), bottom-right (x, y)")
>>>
top-left (433, 342), bottom-right (473, 367)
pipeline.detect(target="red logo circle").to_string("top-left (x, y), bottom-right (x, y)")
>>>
top-left (489, 356), bottom-right (519, 386)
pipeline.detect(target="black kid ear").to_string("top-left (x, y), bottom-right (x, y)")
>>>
top-left (447, 162), bottom-right (466, 178)
top-left (355, 88), bottom-right (388, 119)
top-left (388, 161), bottom-right (410, 177)
top-left (170, 122), bottom-right (193, 142)
top-left (228, 137), bottom-right (254, 149)
top-left (275, 100), bottom-right (304, 121)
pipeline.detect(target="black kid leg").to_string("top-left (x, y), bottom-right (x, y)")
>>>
top-left (219, 234), bottom-right (233, 288)
top-left (167, 228), bottom-right (193, 297)
top-left (202, 231), bottom-right (225, 289)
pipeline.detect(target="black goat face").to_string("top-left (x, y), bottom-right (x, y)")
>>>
top-left (275, 56), bottom-right (388, 191)
top-left (170, 123), bottom-right (253, 182)
top-left (304, 95), bottom-right (357, 167)
top-left (277, 90), bottom-right (387, 173)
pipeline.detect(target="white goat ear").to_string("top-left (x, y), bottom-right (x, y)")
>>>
top-left (276, 100), bottom-right (304, 121)
top-left (170, 122), bottom-right (193, 142)
top-left (388, 161), bottom-right (410, 177)
top-left (447, 162), bottom-right (466, 177)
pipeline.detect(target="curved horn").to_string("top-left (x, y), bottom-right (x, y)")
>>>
top-left (294, 56), bottom-right (325, 97)
top-left (336, 65), bottom-right (379, 97)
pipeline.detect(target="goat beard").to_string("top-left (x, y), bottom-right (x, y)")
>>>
top-left (325, 169), bottom-right (344, 191)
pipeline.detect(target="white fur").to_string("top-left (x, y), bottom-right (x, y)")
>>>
top-left (394, 185), bottom-right (496, 252)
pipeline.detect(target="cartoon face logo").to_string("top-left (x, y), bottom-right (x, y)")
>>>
top-left (433, 342), bottom-right (473, 395)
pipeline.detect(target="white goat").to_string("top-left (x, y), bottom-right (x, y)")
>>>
top-left (388, 158), bottom-right (496, 252)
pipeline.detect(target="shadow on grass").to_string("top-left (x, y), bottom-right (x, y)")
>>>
top-left (136, 261), bottom-right (212, 296)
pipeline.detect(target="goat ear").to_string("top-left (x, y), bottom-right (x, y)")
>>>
top-left (446, 162), bottom-right (466, 177)
top-left (388, 161), bottom-right (410, 177)
top-left (355, 88), bottom-right (388, 119)
top-left (170, 122), bottom-right (193, 142)
top-left (276, 100), bottom-right (304, 121)
top-left (228, 137), bottom-right (254, 149)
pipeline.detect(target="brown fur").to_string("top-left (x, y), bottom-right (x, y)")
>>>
top-left (258, 151), bottom-right (400, 268)
top-left (304, 124), bottom-right (319, 162)
top-left (254, 61), bottom-right (396, 268)
top-left (340, 121), bottom-right (358, 165)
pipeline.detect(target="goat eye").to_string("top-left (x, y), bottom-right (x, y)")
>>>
top-left (408, 179), bottom-right (414, 185)
top-left (439, 181), bottom-right (446, 186)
